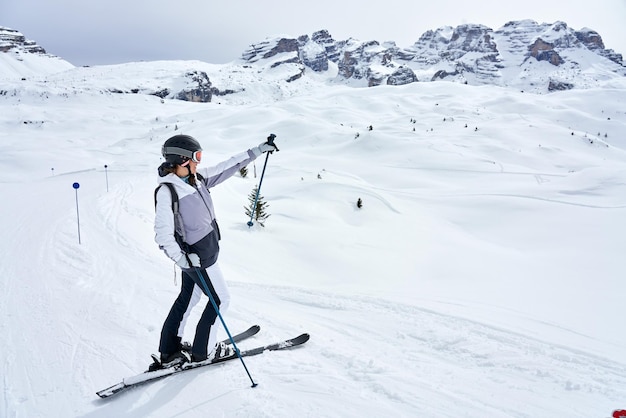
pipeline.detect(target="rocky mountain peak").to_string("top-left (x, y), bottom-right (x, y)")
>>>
top-left (449, 24), bottom-right (497, 54)
top-left (1, 26), bottom-right (47, 54)
top-left (2, 20), bottom-right (624, 103)
top-left (239, 20), bottom-right (624, 93)
top-left (1, 26), bottom-right (74, 79)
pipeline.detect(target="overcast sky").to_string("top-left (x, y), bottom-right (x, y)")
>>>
top-left (2, 0), bottom-right (625, 66)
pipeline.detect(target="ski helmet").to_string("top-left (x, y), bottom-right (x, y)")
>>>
top-left (161, 134), bottom-right (202, 165)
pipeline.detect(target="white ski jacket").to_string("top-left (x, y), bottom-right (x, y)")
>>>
top-left (154, 147), bottom-right (262, 267)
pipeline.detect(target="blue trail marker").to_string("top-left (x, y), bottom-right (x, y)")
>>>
top-left (73, 182), bottom-right (81, 244)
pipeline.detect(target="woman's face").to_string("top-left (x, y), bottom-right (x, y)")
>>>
top-left (175, 159), bottom-right (198, 176)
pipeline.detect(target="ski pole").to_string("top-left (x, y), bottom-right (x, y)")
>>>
top-left (193, 267), bottom-right (258, 387)
top-left (247, 134), bottom-right (278, 227)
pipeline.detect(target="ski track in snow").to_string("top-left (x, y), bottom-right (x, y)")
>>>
top-left (5, 169), bottom-right (624, 417)
top-left (232, 283), bottom-right (626, 417)
top-left (77, 279), bottom-right (626, 418)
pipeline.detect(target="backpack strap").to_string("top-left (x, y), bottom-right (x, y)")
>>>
top-left (155, 183), bottom-right (188, 251)
top-left (155, 183), bottom-right (178, 212)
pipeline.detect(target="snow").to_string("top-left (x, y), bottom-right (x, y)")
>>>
top-left (1, 59), bottom-right (626, 418)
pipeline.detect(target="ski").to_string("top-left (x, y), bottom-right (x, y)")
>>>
top-left (187, 332), bottom-right (310, 367)
top-left (97, 324), bottom-right (260, 398)
top-left (96, 330), bottom-right (309, 399)
top-left (220, 324), bottom-right (261, 345)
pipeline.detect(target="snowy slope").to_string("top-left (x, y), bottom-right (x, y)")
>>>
top-left (0, 63), bottom-right (625, 417)
top-left (0, 26), bottom-right (74, 80)
top-left (0, 51), bottom-right (73, 79)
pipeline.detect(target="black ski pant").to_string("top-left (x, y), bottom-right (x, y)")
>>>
top-left (159, 264), bottom-right (229, 361)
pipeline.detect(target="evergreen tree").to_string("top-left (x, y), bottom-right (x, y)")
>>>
top-left (239, 166), bottom-right (248, 178)
top-left (244, 186), bottom-right (270, 227)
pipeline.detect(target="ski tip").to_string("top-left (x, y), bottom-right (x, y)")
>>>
top-left (96, 382), bottom-right (125, 399)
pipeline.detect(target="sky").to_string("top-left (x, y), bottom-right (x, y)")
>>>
top-left (2, 0), bottom-right (626, 66)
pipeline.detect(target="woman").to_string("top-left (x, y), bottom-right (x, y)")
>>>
top-left (151, 134), bottom-right (276, 370)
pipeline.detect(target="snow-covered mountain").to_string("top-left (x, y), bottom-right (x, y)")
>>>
top-left (0, 26), bottom-right (73, 78)
top-left (1, 20), bottom-right (624, 102)
top-left (241, 21), bottom-right (625, 92)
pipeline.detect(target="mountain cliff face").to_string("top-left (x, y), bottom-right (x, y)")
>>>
top-left (0, 26), bottom-right (46, 54)
top-left (0, 26), bottom-right (73, 78)
top-left (241, 20), bottom-right (625, 93)
top-left (1, 21), bottom-right (624, 102)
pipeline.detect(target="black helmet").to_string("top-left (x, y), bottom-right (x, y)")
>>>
top-left (161, 134), bottom-right (202, 164)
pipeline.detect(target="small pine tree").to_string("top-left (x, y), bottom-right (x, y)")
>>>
top-left (356, 198), bottom-right (363, 209)
top-left (239, 166), bottom-right (248, 178)
top-left (244, 186), bottom-right (270, 227)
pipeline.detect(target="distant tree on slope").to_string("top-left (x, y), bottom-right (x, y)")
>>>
top-left (244, 186), bottom-right (270, 227)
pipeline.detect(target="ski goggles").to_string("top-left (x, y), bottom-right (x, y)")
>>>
top-left (191, 150), bottom-right (202, 163)
top-left (162, 147), bottom-right (203, 163)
